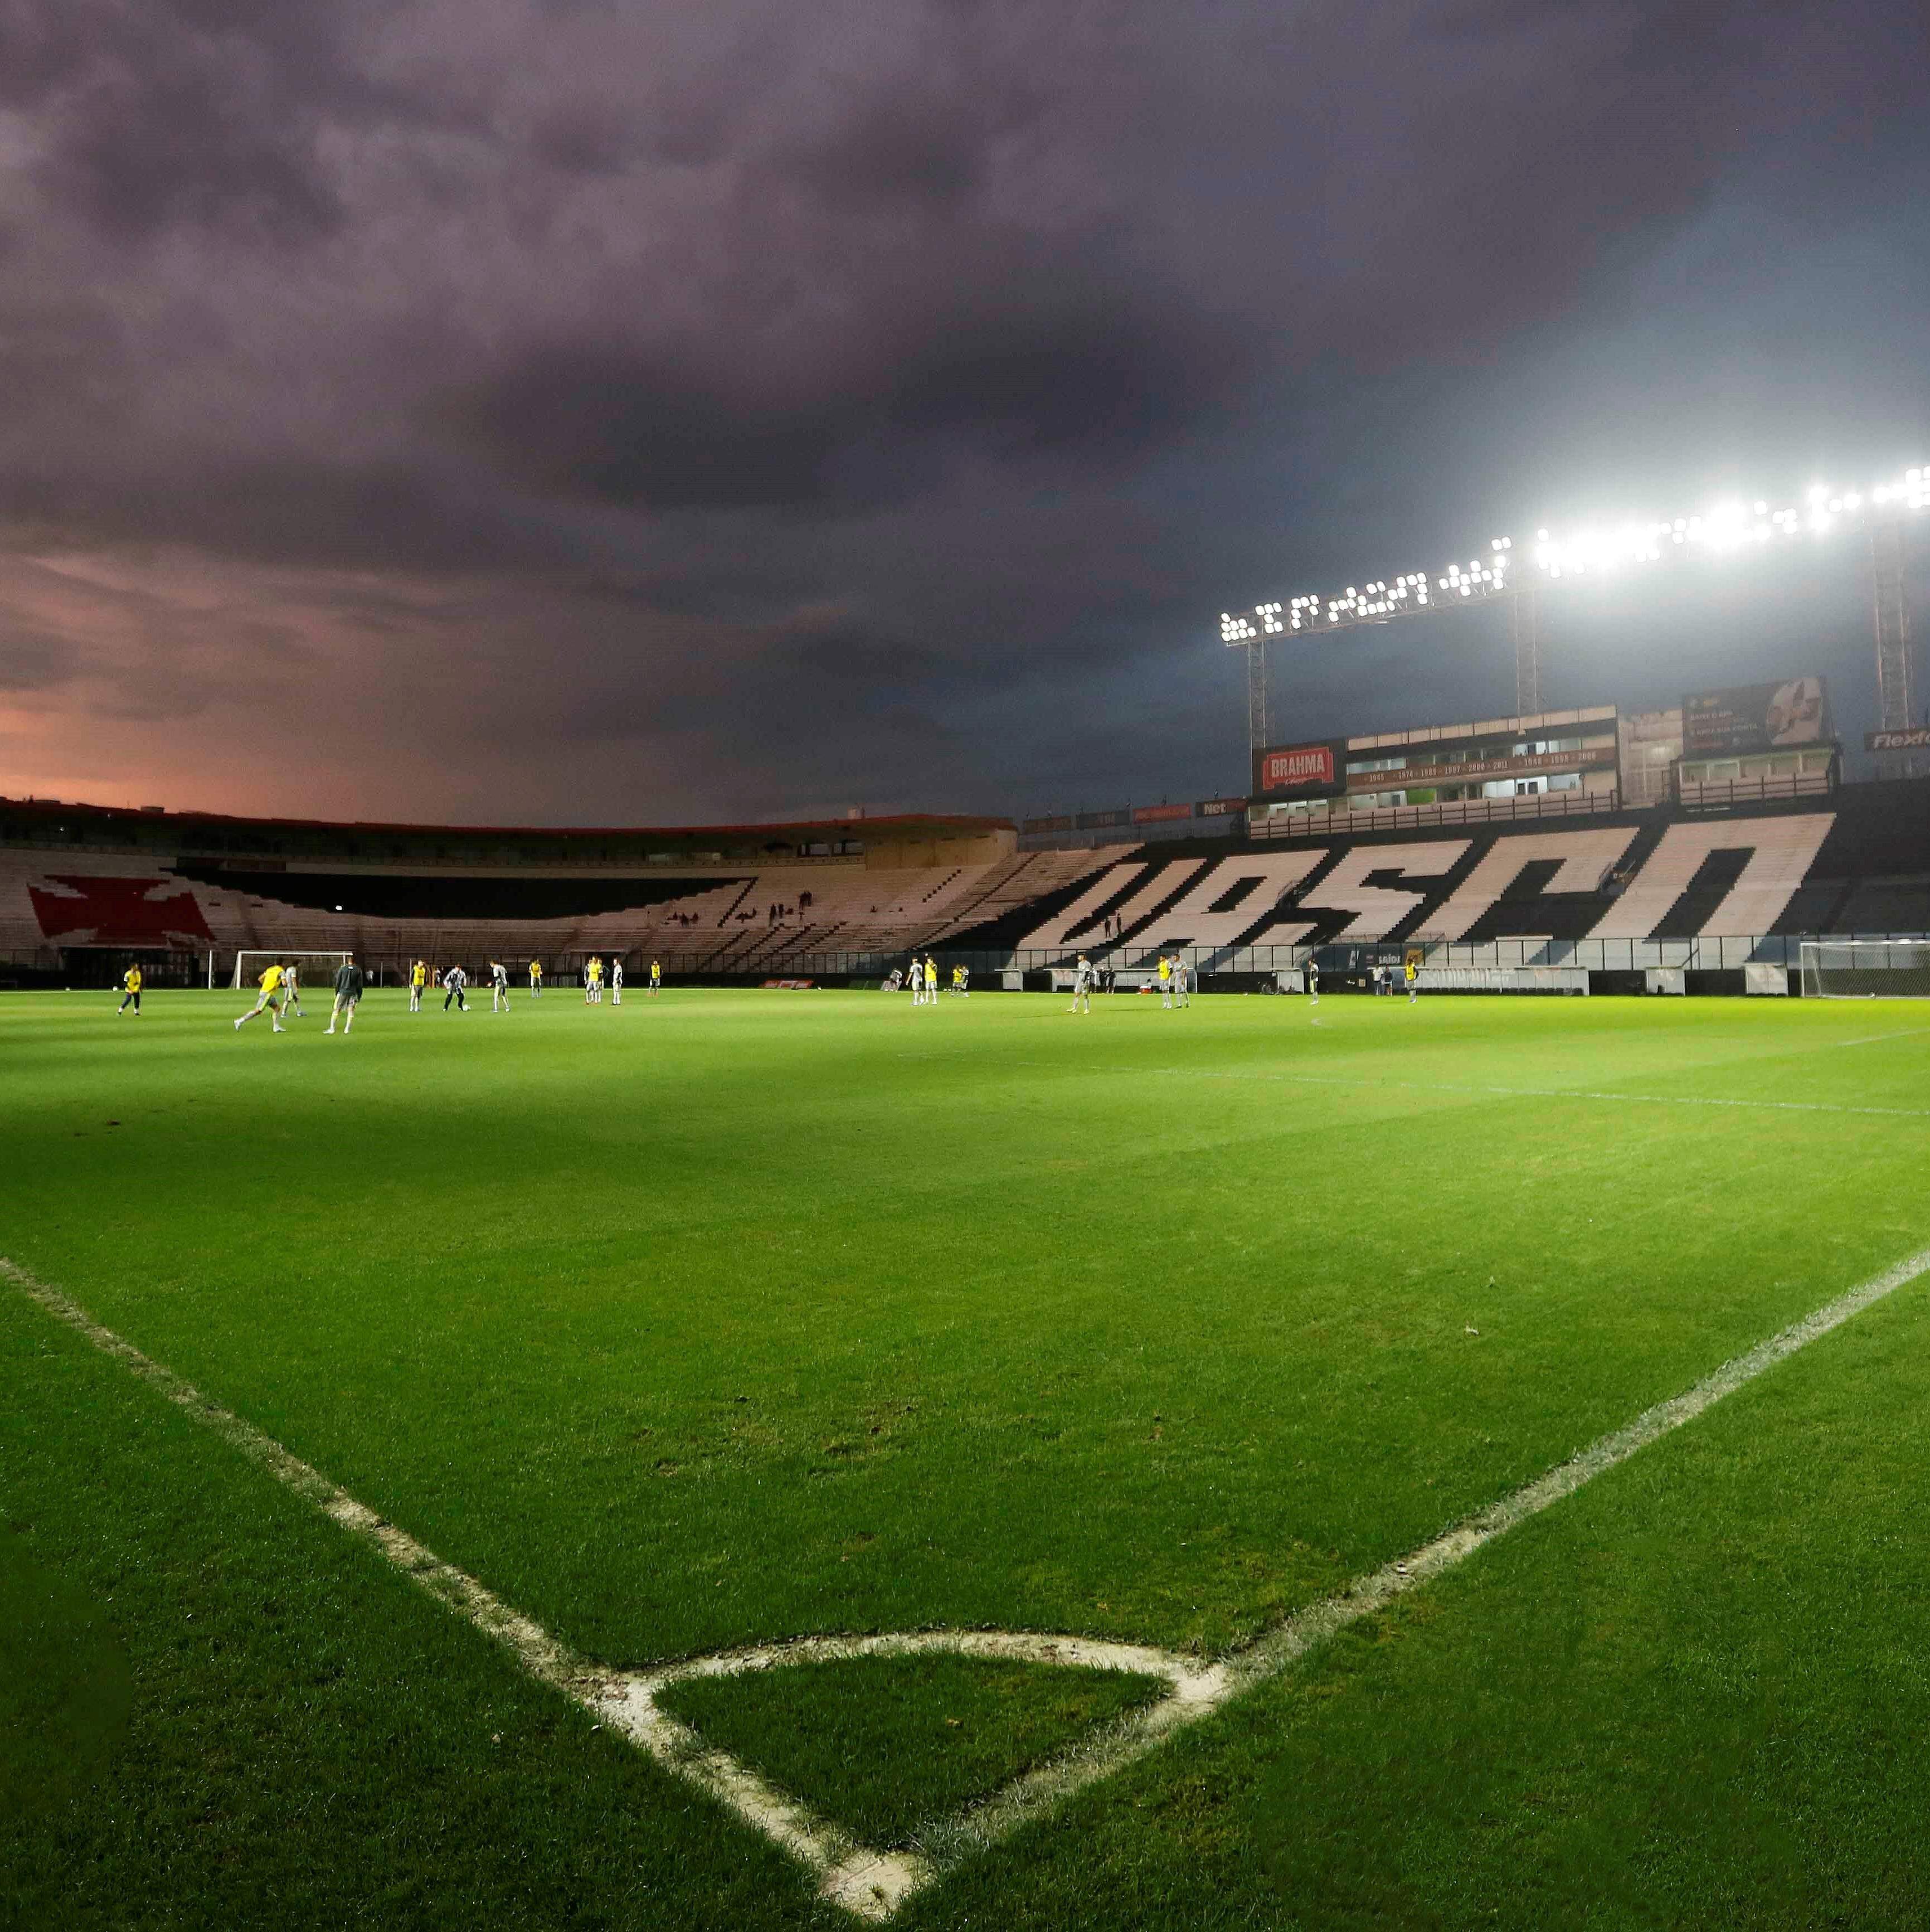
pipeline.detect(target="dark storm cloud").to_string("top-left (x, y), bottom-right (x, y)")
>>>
top-left (0, 0), bottom-right (1926, 822)
top-left (1, 0), bottom-right (377, 240)
top-left (448, 279), bottom-right (1228, 512)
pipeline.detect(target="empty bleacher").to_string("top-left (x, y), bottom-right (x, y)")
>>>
top-left (21, 782), bottom-right (1930, 983)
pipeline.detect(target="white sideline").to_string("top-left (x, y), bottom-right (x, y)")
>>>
top-left (8, 1246), bottom-right (1930, 1919)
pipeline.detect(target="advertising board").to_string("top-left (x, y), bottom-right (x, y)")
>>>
top-left (1867, 727), bottom-right (1930, 752)
top-left (1131, 802), bottom-right (1193, 824)
top-left (1075, 808), bottom-right (1131, 830)
top-left (1681, 677), bottom-right (1830, 756)
top-left (1253, 740), bottom-right (1346, 798)
top-left (1195, 797), bottom-right (1248, 818)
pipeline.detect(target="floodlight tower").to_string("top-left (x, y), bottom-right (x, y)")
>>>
top-left (1222, 468), bottom-right (1928, 763)
top-left (1873, 512), bottom-right (1914, 770)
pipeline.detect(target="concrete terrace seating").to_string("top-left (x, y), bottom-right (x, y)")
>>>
top-left (1587, 815), bottom-right (1835, 940)
top-left (1422, 828), bottom-right (1640, 942)
top-left (1292, 842), bottom-right (1472, 941)
top-left (1131, 851), bottom-right (1331, 952)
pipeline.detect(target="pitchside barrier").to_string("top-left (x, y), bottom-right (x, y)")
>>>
top-left (161, 933), bottom-right (1930, 995)
top-left (624, 935), bottom-right (1894, 985)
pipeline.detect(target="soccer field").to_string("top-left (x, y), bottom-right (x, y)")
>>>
top-left (6, 984), bottom-right (1930, 1927)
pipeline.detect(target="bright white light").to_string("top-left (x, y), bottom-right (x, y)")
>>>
top-left (1226, 464), bottom-right (1928, 643)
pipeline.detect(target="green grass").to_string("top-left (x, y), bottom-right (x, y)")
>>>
top-left (658, 1654), bottom-right (1165, 1848)
top-left (4, 984), bottom-right (1930, 1925)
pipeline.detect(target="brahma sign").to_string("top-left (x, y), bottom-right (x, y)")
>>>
top-left (1253, 740), bottom-right (1345, 799)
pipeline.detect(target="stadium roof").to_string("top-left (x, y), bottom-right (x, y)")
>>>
top-left (0, 794), bottom-right (1011, 842)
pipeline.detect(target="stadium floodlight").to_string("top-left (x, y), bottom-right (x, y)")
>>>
top-left (1219, 465), bottom-right (1929, 647)
top-left (1220, 464), bottom-right (1929, 756)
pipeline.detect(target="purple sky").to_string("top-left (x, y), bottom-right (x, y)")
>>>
top-left (2, 0), bottom-right (1927, 825)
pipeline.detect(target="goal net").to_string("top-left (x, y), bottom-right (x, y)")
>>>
top-left (1798, 939), bottom-right (1930, 999)
top-left (231, 949), bottom-right (352, 991)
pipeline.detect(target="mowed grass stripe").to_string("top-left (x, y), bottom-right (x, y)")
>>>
top-left (4, 990), bottom-right (1929, 1668)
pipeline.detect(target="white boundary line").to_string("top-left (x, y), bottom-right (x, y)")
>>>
top-left (8, 1246), bottom-right (1930, 1918)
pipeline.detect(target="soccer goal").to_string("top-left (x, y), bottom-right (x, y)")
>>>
top-left (231, 950), bottom-right (353, 991)
top-left (1798, 939), bottom-right (1930, 998)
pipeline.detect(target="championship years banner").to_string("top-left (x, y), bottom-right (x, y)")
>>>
top-left (1681, 677), bottom-right (1830, 757)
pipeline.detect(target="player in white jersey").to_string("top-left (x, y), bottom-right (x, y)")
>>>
top-left (1306, 957), bottom-right (1320, 1007)
top-left (610, 958), bottom-right (624, 1005)
top-left (491, 960), bottom-right (510, 1012)
top-left (443, 964), bottom-right (468, 1011)
top-left (908, 956), bottom-right (924, 1006)
top-left (281, 962), bottom-right (304, 1018)
top-left (1069, 954), bottom-right (1093, 1014)
top-left (1171, 956), bottom-right (1190, 1007)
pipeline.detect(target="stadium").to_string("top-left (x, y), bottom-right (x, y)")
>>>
top-left (9, 10), bottom-right (1930, 1931)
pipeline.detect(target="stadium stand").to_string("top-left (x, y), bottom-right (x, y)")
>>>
top-left (1587, 815), bottom-right (1834, 940)
top-left (1292, 841), bottom-right (1472, 942)
top-left (1423, 828), bottom-right (1640, 941)
top-left (13, 778), bottom-right (1930, 988)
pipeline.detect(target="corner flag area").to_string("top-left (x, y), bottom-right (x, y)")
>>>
top-left (6, 987), bottom-right (1930, 1926)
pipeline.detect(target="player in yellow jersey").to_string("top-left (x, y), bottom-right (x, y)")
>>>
top-left (235, 960), bottom-right (287, 1032)
top-left (1405, 955), bottom-right (1419, 1003)
top-left (116, 963), bottom-right (143, 1015)
top-left (410, 959), bottom-right (427, 1012)
top-left (528, 959), bottom-right (542, 998)
top-left (649, 959), bottom-right (662, 997)
top-left (585, 957), bottom-right (602, 1004)
top-left (923, 955), bottom-right (938, 1006)
top-left (1158, 953), bottom-right (1173, 1007)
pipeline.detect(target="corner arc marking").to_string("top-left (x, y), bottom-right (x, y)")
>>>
top-left (9, 1245), bottom-right (1930, 1918)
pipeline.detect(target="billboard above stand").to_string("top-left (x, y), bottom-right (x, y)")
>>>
top-left (1253, 740), bottom-right (1346, 799)
top-left (1681, 678), bottom-right (1830, 756)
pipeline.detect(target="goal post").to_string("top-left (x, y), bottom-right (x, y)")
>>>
top-left (231, 950), bottom-right (353, 991)
top-left (1798, 939), bottom-right (1930, 998)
